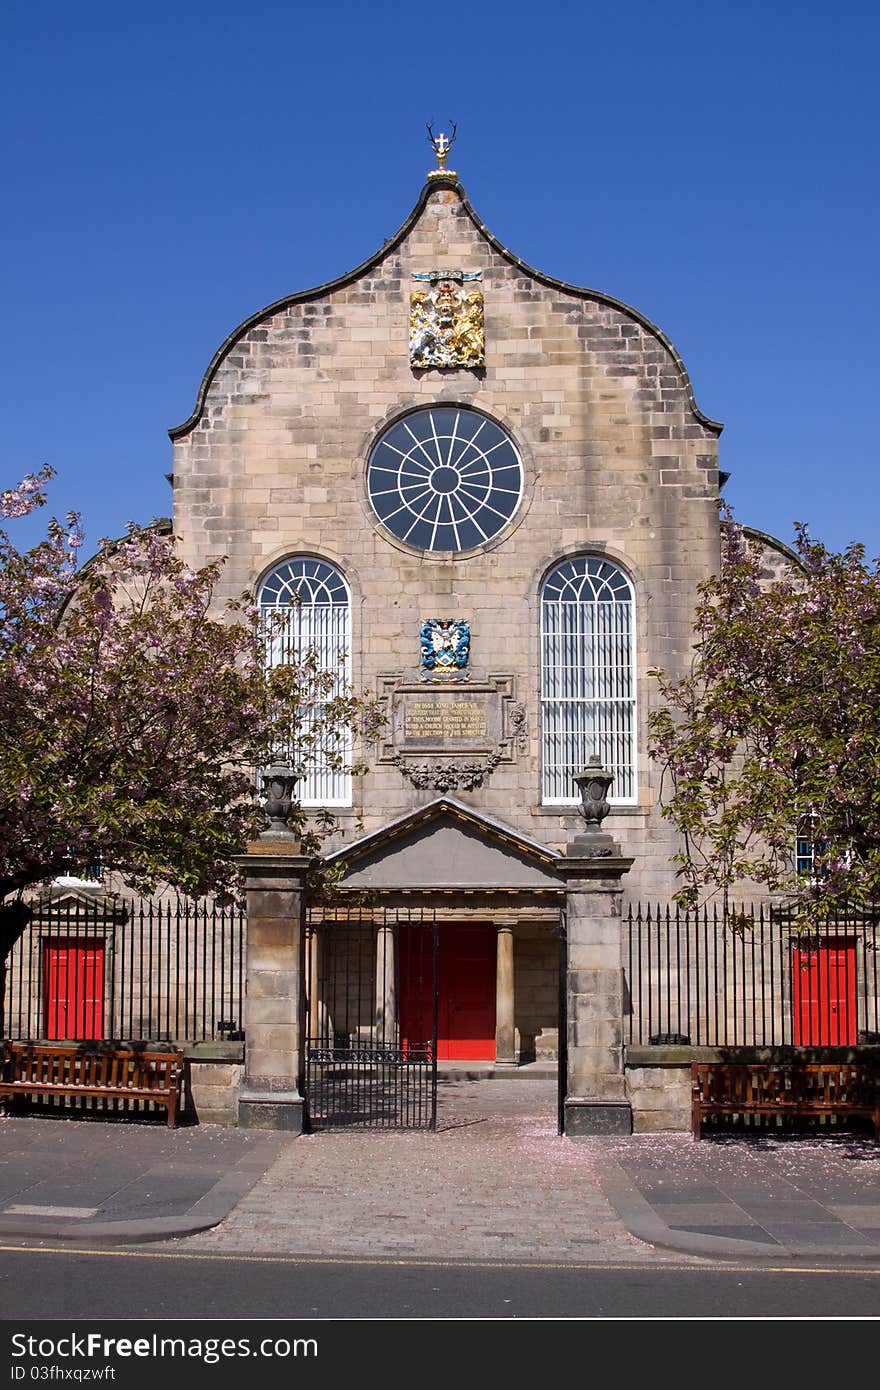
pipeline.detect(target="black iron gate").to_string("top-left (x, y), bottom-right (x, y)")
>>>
top-left (304, 905), bottom-right (439, 1130)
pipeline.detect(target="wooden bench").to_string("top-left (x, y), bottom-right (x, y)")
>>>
top-left (691, 1061), bottom-right (880, 1140)
top-left (0, 1043), bottom-right (185, 1127)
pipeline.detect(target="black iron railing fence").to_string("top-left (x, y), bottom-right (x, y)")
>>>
top-left (3, 894), bottom-right (245, 1044)
top-left (8, 893), bottom-right (879, 1054)
top-left (625, 902), bottom-right (880, 1048)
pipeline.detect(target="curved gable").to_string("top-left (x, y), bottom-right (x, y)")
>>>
top-left (742, 524), bottom-right (805, 583)
top-left (169, 174), bottom-right (721, 441)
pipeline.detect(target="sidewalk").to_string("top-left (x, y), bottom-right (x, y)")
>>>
top-left (1, 1076), bottom-right (879, 1264)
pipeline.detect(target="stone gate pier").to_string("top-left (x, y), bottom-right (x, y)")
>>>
top-left (559, 844), bottom-right (634, 1134)
top-left (556, 764), bottom-right (633, 1135)
top-left (235, 838), bottom-right (309, 1133)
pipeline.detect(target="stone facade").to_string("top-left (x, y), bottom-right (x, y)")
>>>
top-left (170, 174), bottom-right (725, 904)
top-left (166, 169), bottom-right (807, 1130)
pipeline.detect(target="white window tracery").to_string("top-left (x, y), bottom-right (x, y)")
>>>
top-left (258, 558), bottom-right (352, 807)
top-left (540, 556), bottom-right (636, 804)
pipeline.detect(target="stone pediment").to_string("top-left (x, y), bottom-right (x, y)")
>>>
top-left (326, 797), bottom-right (562, 892)
top-left (30, 884), bottom-right (128, 923)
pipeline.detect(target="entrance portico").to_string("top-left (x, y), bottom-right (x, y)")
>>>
top-left (237, 796), bottom-right (633, 1131)
top-left (325, 798), bottom-right (565, 1071)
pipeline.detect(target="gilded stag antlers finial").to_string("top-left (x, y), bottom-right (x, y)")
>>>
top-left (426, 122), bottom-right (458, 178)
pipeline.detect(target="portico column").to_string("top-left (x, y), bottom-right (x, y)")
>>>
top-left (308, 926), bottom-right (329, 1046)
top-left (375, 922), bottom-right (397, 1047)
top-left (494, 921), bottom-right (517, 1066)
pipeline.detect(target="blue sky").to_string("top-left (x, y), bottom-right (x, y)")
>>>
top-left (3, 0), bottom-right (878, 559)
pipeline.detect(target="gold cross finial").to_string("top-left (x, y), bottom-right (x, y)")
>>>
top-left (426, 122), bottom-right (458, 179)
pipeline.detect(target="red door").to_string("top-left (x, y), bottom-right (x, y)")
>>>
top-left (400, 924), bottom-right (497, 1061)
top-left (43, 940), bottom-right (105, 1040)
top-left (792, 940), bottom-right (856, 1045)
top-left (438, 926), bottom-right (496, 1060)
top-left (399, 924), bottom-right (436, 1054)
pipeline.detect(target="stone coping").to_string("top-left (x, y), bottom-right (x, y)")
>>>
top-left (180, 1042), bottom-right (245, 1061)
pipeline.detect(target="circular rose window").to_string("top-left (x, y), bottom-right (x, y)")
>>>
top-left (366, 406), bottom-right (523, 552)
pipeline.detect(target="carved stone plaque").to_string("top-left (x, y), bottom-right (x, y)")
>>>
top-left (377, 673), bottom-right (526, 790)
top-left (403, 699), bottom-right (488, 744)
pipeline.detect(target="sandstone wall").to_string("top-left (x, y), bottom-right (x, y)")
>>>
top-left (171, 178), bottom-right (723, 901)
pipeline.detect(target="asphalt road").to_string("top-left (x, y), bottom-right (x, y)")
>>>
top-left (0, 1243), bottom-right (878, 1320)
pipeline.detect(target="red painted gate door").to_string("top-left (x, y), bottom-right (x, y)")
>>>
top-left (398, 924), bottom-right (435, 1053)
top-left (438, 925), bottom-right (496, 1061)
top-left (792, 940), bottom-right (856, 1045)
top-left (43, 940), bottom-right (105, 1040)
top-left (399, 924), bottom-right (497, 1061)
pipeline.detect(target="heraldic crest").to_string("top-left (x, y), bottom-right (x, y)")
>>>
top-left (419, 618), bottom-right (470, 680)
top-left (410, 270), bottom-right (484, 369)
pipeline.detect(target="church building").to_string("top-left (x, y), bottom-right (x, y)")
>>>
top-left (166, 135), bottom-right (801, 1132)
top-left (169, 136), bottom-right (743, 885)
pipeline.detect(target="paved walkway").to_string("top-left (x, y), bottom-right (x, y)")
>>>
top-left (2, 1077), bottom-right (880, 1265)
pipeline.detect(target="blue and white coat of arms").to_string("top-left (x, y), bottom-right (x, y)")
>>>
top-left (419, 619), bottom-right (470, 677)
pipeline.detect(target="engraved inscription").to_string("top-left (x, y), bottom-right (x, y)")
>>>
top-left (377, 673), bottom-right (519, 787)
top-left (404, 700), bottom-right (488, 741)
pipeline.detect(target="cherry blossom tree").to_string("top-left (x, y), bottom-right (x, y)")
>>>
top-left (648, 507), bottom-right (880, 924)
top-left (0, 468), bottom-right (378, 921)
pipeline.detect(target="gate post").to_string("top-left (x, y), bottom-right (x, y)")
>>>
top-left (560, 853), bottom-right (634, 1134)
top-left (234, 836), bottom-right (310, 1133)
top-left (557, 813), bottom-right (634, 1135)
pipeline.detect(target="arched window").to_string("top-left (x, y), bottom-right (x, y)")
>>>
top-left (540, 556), bottom-right (636, 804)
top-left (258, 557), bottom-right (351, 806)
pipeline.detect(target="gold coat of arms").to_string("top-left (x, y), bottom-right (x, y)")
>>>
top-left (410, 270), bottom-right (484, 369)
